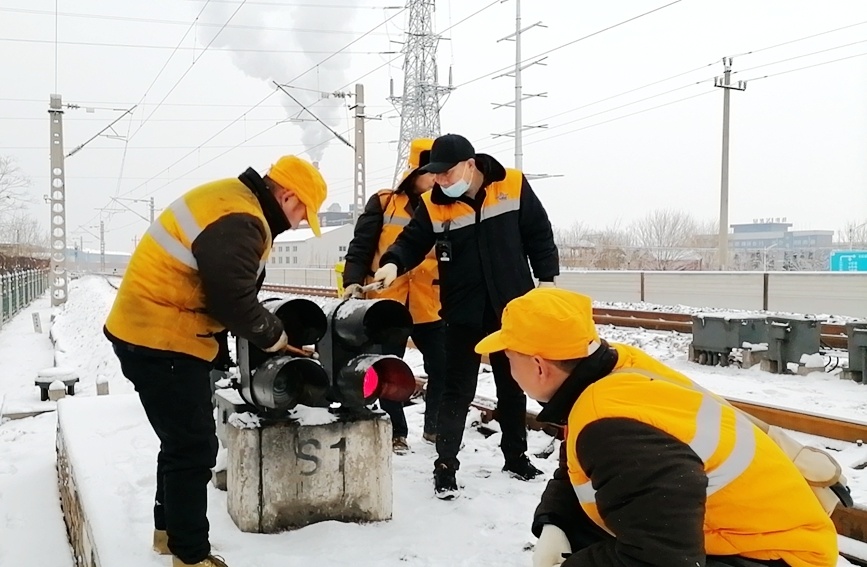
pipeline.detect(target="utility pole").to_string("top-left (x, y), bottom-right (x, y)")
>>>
top-left (48, 94), bottom-right (69, 306)
top-left (149, 197), bottom-right (155, 224)
top-left (351, 84), bottom-right (366, 223)
top-left (99, 220), bottom-right (105, 273)
top-left (47, 97), bottom-right (133, 302)
top-left (492, 0), bottom-right (560, 181)
top-left (273, 81), bottom-right (369, 223)
top-left (492, 0), bottom-right (548, 170)
top-left (714, 57), bottom-right (746, 270)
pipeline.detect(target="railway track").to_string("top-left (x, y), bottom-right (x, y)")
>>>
top-left (260, 283), bottom-right (850, 349)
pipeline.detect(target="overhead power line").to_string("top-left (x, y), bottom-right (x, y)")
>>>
top-left (453, 0), bottom-right (685, 89)
top-left (119, 0), bottom-right (500, 201)
top-left (0, 6), bottom-right (394, 35)
top-left (733, 38), bottom-right (867, 74)
top-left (128, 0), bottom-right (248, 141)
top-left (729, 19), bottom-right (867, 58)
top-left (170, 0), bottom-right (399, 7)
top-left (744, 50), bottom-right (867, 82)
top-left (0, 37), bottom-right (395, 54)
top-left (115, 5), bottom-right (410, 199)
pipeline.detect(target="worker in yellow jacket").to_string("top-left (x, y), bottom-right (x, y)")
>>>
top-left (104, 156), bottom-right (327, 567)
top-left (341, 138), bottom-right (446, 453)
top-left (475, 288), bottom-right (839, 567)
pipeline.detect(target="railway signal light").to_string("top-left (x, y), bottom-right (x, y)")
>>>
top-left (318, 297), bottom-right (416, 410)
top-left (236, 297), bottom-right (330, 414)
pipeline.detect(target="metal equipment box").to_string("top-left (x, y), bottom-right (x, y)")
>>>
top-left (843, 319), bottom-right (867, 383)
top-left (690, 313), bottom-right (767, 367)
top-left (762, 315), bottom-right (824, 374)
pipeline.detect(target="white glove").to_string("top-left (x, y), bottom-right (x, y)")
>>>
top-left (533, 524), bottom-right (572, 567)
top-left (341, 283), bottom-right (364, 300)
top-left (262, 330), bottom-right (288, 353)
top-left (373, 263), bottom-right (398, 288)
top-left (538, 280), bottom-right (556, 288)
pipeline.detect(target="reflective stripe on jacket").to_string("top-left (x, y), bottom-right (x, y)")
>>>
top-left (105, 179), bottom-right (271, 361)
top-left (566, 343), bottom-right (838, 567)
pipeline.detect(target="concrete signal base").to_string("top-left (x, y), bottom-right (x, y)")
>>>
top-left (226, 409), bottom-right (393, 534)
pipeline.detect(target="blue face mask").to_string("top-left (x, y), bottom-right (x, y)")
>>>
top-left (440, 164), bottom-right (470, 198)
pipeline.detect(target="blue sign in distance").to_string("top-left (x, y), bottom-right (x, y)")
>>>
top-left (830, 250), bottom-right (867, 272)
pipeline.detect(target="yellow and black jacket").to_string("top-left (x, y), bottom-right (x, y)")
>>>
top-left (533, 342), bottom-right (838, 567)
top-left (342, 176), bottom-right (441, 324)
top-left (104, 168), bottom-right (290, 362)
top-left (380, 153), bottom-right (559, 326)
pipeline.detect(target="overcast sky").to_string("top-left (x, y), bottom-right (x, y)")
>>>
top-left (1, 0), bottom-right (866, 252)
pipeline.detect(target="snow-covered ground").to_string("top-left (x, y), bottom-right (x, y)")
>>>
top-left (0, 275), bottom-right (864, 566)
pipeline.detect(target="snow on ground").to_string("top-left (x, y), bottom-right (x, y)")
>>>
top-left (58, 393), bottom-right (560, 567)
top-left (0, 412), bottom-right (75, 567)
top-left (0, 295), bottom-right (75, 567)
top-left (0, 276), bottom-right (863, 566)
top-left (0, 295), bottom-right (57, 416)
top-left (51, 276), bottom-right (131, 398)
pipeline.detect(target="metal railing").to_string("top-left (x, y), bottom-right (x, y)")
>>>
top-left (1, 269), bottom-right (49, 325)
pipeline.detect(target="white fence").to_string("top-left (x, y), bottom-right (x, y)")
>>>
top-left (265, 268), bottom-right (867, 318)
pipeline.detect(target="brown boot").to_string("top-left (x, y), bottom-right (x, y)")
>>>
top-left (152, 530), bottom-right (170, 555)
top-left (172, 554), bottom-right (228, 566)
top-left (392, 436), bottom-right (410, 454)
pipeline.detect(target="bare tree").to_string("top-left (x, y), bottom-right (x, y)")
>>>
top-left (0, 212), bottom-right (48, 254)
top-left (630, 209), bottom-right (707, 270)
top-left (837, 219), bottom-right (867, 249)
top-left (0, 156), bottom-right (31, 219)
top-left (555, 222), bottom-right (596, 268)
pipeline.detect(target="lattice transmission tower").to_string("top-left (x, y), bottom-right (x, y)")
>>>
top-left (389, 0), bottom-right (453, 185)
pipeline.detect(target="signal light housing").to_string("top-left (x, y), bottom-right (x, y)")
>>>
top-left (318, 297), bottom-right (416, 411)
top-left (236, 297), bottom-right (329, 415)
top-left (335, 354), bottom-right (416, 408)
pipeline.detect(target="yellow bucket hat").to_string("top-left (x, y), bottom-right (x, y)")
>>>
top-left (475, 288), bottom-right (601, 360)
top-left (267, 155), bottom-right (327, 236)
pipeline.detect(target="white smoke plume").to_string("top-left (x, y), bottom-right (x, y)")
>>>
top-left (195, 3), bottom-right (363, 162)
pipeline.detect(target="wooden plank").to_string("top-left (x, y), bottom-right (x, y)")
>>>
top-left (729, 400), bottom-right (867, 443)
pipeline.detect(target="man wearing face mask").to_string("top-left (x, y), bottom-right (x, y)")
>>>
top-left (373, 133), bottom-right (559, 499)
top-left (104, 155), bottom-right (327, 567)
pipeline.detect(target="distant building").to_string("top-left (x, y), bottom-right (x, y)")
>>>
top-left (318, 203), bottom-right (356, 228)
top-left (729, 218), bottom-right (834, 250)
top-left (66, 247), bottom-right (131, 274)
top-left (269, 224), bottom-right (354, 269)
top-left (729, 218), bottom-right (834, 270)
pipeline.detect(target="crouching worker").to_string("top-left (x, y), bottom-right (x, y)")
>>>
top-left (474, 288), bottom-right (839, 567)
top-left (104, 155), bottom-right (327, 567)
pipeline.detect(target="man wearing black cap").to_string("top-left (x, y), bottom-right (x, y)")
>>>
top-left (373, 133), bottom-right (559, 499)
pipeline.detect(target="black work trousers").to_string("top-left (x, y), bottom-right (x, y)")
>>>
top-left (113, 345), bottom-right (218, 565)
top-left (560, 507), bottom-right (789, 567)
top-left (379, 320), bottom-right (447, 437)
top-left (434, 309), bottom-right (528, 469)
